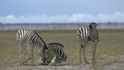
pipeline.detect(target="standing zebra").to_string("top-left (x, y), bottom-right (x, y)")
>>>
top-left (77, 23), bottom-right (100, 66)
top-left (45, 43), bottom-right (67, 66)
top-left (16, 28), bottom-right (47, 65)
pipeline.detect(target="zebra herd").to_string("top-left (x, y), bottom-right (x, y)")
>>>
top-left (16, 23), bottom-right (99, 66)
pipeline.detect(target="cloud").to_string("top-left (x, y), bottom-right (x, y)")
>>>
top-left (69, 12), bottom-right (124, 22)
top-left (0, 12), bottom-right (124, 23)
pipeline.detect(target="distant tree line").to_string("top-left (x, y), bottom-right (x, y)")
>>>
top-left (0, 22), bottom-right (124, 26)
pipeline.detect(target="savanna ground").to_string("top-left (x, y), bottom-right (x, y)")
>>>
top-left (0, 29), bottom-right (124, 70)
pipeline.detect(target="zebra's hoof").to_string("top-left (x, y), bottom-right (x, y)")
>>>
top-left (49, 63), bottom-right (56, 66)
top-left (57, 62), bottom-right (67, 66)
top-left (39, 62), bottom-right (48, 65)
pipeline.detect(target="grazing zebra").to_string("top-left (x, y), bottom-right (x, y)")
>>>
top-left (45, 42), bottom-right (67, 66)
top-left (16, 28), bottom-right (47, 65)
top-left (77, 23), bottom-right (100, 66)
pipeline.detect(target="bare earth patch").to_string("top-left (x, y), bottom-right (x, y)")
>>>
top-left (0, 55), bottom-right (124, 70)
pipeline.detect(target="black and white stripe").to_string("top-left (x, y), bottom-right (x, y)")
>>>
top-left (77, 23), bottom-right (99, 66)
top-left (16, 28), bottom-right (47, 65)
top-left (45, 42), bottom-right (67, 65)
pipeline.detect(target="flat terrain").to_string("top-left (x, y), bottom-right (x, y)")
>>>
top-left (1, 55), bottom-right (124, 70)
top-left (0, 30), bottom-right (124, 69)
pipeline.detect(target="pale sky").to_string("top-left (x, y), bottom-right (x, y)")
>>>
top-left (0, 0), bottom-right (124, 23)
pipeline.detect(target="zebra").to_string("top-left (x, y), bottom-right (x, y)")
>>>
top-left (77, 22), bottom-right (100, 66)
top-left (44, 42), bottom-right (67, 66)
top-left (16, 28), bottom-right (48, 65)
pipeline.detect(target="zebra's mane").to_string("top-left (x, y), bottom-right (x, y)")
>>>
top-left (33, 31), bottom-right (48, 50)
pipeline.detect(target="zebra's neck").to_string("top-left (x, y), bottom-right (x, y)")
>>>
top-left (32, 31), bottom-right (48, 49)
top-left (36, 37), bottom-right (48, 50)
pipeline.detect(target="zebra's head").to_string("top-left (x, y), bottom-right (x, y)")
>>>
top-left (44, 50), bottom-right (55, 65)
top-left (89, 23), bottom-right (100, 42)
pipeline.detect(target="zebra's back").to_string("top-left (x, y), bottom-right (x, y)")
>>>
top-left (16, 28), bottom-right (47, 49)
top-left (77, 26), bottom-right (89, 43)
top-left (78, 26), bottom-right (89, 37)
top-left (46, 42), bottom-right (67, 64)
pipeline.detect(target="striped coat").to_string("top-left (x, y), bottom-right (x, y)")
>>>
top-left (77, 23), bottom-right (99, 66)
top-left (16, 28), bottom-right (47, 65)
top-left (45, 43), bottom-right (67, 65)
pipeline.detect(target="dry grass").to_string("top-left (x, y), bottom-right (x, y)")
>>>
top-left (0, 30), bottom-right (124, 67)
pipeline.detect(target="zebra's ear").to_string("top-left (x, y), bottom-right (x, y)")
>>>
top-left (89, 22), bottom-right (97, 29)
top-left (89, 23), bottom-right (93, 29)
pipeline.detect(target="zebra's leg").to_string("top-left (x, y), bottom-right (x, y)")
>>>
top-left (79, 44), bottom-right (82, 64)
top-left (18, 42), bottom-right (23, 65)
top-left (55, 57), bottom-right (67, 66)
top-left (30, 45), bottom-right (34, 65)
top-left (49, 55), bottom-right (56, 66)
top-left (39, 48), bottom-right (47, 65)
top-left (26, 43), bottom-right (34, 65)
top-left (39, 49), bottom-right (44, 65)
top-left (18, 41), bottom-right (26, 65)
top-left (91, 42), bottom-right (97, 67)
top-left (78, 36), bottom-right (83, 64)
top-left (80, 44), bottom-right (88, 64)
top-left (82, 45), bottom-right (87, 64)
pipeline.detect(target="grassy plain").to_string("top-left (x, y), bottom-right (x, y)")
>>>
top-left (0, 30), bottom-right (124, 67)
